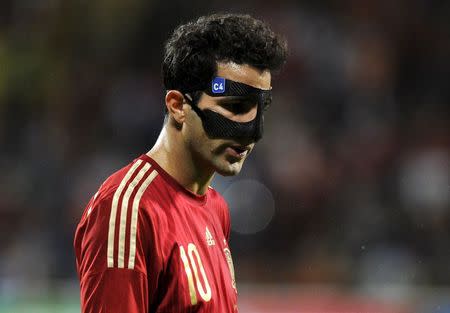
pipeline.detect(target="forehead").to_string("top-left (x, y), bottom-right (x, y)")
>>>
top-left (216, 61), bottom-right (271, 90)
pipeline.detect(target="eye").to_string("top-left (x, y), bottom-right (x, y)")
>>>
top-left (220, 100), bottom-right (255, 114)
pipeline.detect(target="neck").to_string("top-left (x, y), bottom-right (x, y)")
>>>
top-left (147, 125), bottom-right (215, 196)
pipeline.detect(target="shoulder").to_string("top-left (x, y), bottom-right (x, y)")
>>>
top-left (82, 158), bottom-right (163, 219)
top-left (207, 186), bottom-right (231, 232)
top-left (208, 187), bottom-right (230, 218)
top-left (74, 157), bottom-right (164, 249)
top-left (207, 186), bottom-right (228, 207)
top-left (74, 157), bottom-right (164, 274)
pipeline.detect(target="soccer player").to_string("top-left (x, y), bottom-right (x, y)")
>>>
top-left (74, 13), bottom-right (287, 312)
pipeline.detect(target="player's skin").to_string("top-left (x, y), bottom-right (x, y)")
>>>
top-left (148, 61), bottom-right (271, 195)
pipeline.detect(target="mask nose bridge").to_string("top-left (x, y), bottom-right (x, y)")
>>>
top-left (191, 103), bottom-right (264, 141)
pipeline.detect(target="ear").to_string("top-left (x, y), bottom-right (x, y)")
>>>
top-left (165, 90), bottom-right (186, 124)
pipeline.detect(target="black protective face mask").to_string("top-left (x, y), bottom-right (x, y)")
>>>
top-left (184, 77), bottom-right (272, 142)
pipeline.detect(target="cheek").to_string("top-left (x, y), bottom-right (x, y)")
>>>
top-left (193, 120), bottom-right (209, 143)
top-left (185, 111), bottom-right (224, 155)
top-left (184, 114), bottom-right (209, 148)
top-left (184, 112), bottom-right (201, 135)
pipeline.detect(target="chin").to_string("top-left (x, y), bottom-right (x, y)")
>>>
top-left (215, 160), bottom-right (243, 176)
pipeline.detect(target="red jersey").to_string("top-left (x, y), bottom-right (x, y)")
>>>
top-left (74, 154), bottom-right (238, 313)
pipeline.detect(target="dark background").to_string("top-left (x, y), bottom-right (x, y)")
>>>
top-left (0, 0), bottom-right (448, 311)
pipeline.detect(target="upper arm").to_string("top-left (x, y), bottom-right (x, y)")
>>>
top-left (74, 191), bottom-right (160, 313)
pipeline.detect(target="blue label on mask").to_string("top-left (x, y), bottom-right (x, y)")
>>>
top-left (212, 77), bottom-right (226, 94)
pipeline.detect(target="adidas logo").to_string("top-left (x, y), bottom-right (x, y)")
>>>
top-left (205, 227), bottom-right (215, 246)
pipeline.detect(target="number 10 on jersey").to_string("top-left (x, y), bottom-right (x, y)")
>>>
top-left (179, 243), bottom-right (212, 305)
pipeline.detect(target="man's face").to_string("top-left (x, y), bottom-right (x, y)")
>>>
top-left (183, 62), bottom-right (272, 176)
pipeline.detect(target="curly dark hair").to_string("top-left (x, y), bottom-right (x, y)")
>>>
top-left (162, 13), bottom-right (288, 93)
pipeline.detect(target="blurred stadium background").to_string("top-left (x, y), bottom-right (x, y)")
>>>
top-left (0, 0), bottom-right (449, 312)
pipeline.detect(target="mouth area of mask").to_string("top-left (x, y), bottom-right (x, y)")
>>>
top-left (184, 77), bottom-right (272, 142)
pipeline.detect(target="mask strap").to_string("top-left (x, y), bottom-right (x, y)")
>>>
top-left (184, 92), bottom-right (205, 118)
top-left (204, 77), bottom-right (272, 97)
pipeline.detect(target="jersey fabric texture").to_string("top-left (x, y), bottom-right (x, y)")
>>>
top-left (74, 154), bottom-right (238, 313)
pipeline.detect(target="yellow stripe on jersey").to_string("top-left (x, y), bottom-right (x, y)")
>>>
top-left (107, 160), bottom-right (142, 268)
top-left (117, 163), bottom-right (152, 268)
top-left (128, 170), bottom-right (158, 269)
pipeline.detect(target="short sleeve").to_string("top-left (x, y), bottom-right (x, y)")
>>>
top-left (74, 190), bottom-right (161, 313)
